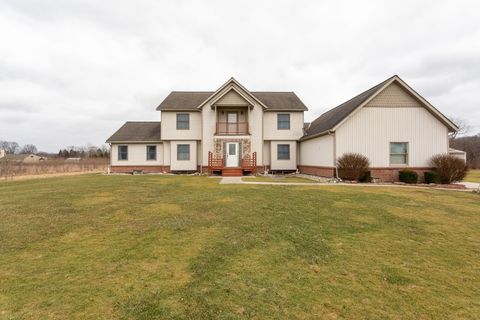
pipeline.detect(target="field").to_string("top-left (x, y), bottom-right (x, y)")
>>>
top-left (0, 175), bottom-right (479, 319)
top-left (465, 169), bottom-right (480, 183)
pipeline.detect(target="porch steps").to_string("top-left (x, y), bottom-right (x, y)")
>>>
top-left (221, 168), bottom-right (244, 177)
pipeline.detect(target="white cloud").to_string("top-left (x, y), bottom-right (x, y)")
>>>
top-left (0, 0), bottom-right (479, 151)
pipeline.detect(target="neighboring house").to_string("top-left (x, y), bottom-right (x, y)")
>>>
top-left (0, 151), bottom-right (46, 163)
top-left (106, 76), bottom-right (459, 181)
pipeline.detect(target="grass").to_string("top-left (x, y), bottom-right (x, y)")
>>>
top-left (0, 174), bottom-right (479, 319)
top-left (465, 169), bottom-right (480, 183)
top-left (242, 175), bottom-right (317, 183)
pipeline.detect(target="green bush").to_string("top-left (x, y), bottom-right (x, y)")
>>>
top-left (399, 170), bottom-right (418, 184)
top-left (424, 171), bottom-right (440, 184)
top-left (337, 153), bottom-right (370, 181)
top-left (359, 171), bottom-right (372, 183)
top-left (430, 154), bottom-right (468, 184)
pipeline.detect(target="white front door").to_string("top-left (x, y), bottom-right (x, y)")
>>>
top-left (226, 142), bottom-right (239, 167)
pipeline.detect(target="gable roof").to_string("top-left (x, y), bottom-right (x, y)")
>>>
top-left (156, 78), bottom-right (308, 111)
top-left (106, 121), bottom-right (161, 143)
top-left (302, 75), bottom-right (458, 140)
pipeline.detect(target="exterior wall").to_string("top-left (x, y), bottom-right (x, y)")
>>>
top-left (270, 141), bottom-right (297, 170)
top-left (367, 82), bottom-right (421, 107)
top-left (111, 143), bottom-right (164, 166)
top-left (163, 141), bottom-right (171, 165)
top-left (335, 107), bottom-right (449, 167)
top-left (369, 167), bottom-right (431, 183)
top-left (263, 112), bottom-right (304, 140)
top-left (263, 141), bottom-right (271, 166)
top-left (299, 134), bottom-right (334, 167)
top-left (170, 140), bottom-right (197, 171)
top-left (161, 111), bottom-right (202, 140)
top-left (215, 90), bottom-right (249, 105)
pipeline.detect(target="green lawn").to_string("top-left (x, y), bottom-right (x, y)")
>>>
top-left (0, 175), bottom-right (479, 319)
top-left (465, 169), bottom-right (480, 183)
top-left (242, 176), bottom-right (317, 183)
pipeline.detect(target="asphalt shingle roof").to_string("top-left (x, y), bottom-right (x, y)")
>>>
top-left (156, 91), bottom-right (308, 111)
top-left (106, 121), bottom-right (161, 143)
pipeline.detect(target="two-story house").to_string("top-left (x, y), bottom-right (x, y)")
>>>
top-left (107, 78), bottom-right (307, 176)
top-left (106, 76), bottom-right (459, 180)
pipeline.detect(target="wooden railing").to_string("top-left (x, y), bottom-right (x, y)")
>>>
top-left (207, 151), bottom-right (257, 175)
top-left (216, 122), bottom-right (249, 135)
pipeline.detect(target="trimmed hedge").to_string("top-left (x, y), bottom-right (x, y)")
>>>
top-left (424, 171), bottom-right (440, 184)
top-left (359, 171), bottom-right (372, 183)
top-left (399, 170), bottom-right (418, 184)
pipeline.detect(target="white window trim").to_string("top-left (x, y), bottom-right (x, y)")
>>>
top-left (389, 142), bottom-right (409, 167)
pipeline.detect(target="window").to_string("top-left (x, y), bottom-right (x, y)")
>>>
top-left (390, 142), bottom-right (408, 165)
top-left (277, 114), bottom-right (290, 130)
top-left (277, 144), bottom-right (290, 160)
top-left (118, 145), bottom-right (128, 161)
top-left (177, 144), bottom-right (190, 160)
top-left (146, 145), bottom-right (156, 161)
top-left (176, 113), bottom-right (190, 130)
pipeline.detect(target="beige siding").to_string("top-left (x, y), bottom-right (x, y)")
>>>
top-left (170, 141), bottom-right (197, 171)
top-left (299, 134), bottom-right (334, 167)
top-left (336, 107), bottom-right (449, 167)
top-left (111, 143), bottom-right (164, 166)
top-left (163, 141), bottom-right (171, 165)
top-left (263, 141), bottom-right (271, 166)
top-left (161, 112), bottom-right (202, 140)
top-left (367, 82), bottom-right (421, 107)
top-left (270, 141), bottom-right (297, 170)
top-left (263, 112), bottom-right (304, 140)
top-left (215, 89), bottom-right (249, 105)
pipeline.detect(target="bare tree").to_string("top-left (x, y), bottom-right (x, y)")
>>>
top-left (0, 141), bottom-right (19, 154)
top-left (449, 117), bottom-right (471, 139)
top-left (19, 144), bottom-right (38, 154)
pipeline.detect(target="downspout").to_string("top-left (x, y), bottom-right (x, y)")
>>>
top-left (330, 130), bottom-right (339, 179)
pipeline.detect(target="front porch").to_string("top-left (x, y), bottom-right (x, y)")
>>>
top-left (207, 151), bottom-right (257, 176)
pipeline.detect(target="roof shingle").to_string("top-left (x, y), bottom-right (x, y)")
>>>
top-left (106, 121), bottom-right (161, 143)
top-left (156, 91), bottom-right (308, 111)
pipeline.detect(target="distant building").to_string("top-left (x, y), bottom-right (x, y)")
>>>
top-left (0, 151), bottom-right (46, 163)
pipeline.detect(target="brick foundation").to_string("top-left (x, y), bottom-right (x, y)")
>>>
top-left (110, 166), bottom-right (170, 174)
top-left (298, 165), bottom-right (336, 177)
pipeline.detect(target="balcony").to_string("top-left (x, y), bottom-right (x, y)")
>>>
top-left (215, 122), bottom-right (249, 135)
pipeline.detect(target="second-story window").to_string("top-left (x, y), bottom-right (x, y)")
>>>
top-left (176, 113), bottom-right (190, 130)
top-left (277, 114), bottom-right (290, 130)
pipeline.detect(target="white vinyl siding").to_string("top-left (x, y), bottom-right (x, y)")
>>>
top-left (336, 107), bottom-right (448, 167)
top-left (299, 134), bottom-right (335, 167)
top-left (111, 144), bottom-right (164, 166)
top-left (270, 141), bottom-right (297, 170)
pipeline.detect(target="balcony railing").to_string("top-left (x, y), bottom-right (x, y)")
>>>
top-left (215, 122), bottom-right (249, 135)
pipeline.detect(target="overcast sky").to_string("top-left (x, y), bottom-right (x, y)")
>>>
top-left (1, 0), bottom-right (479, 152)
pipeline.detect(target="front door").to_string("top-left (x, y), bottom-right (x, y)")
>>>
top-left (226, 142), bottom-right (239, 167)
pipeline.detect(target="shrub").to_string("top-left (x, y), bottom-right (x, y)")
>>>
top-left (337, 153), bottom-right (370, 181)
top-left (429, 154), bottom-right (468, 184)
top-left (359, 170), bottom-right (372, 183)
top-left (399, 170), bottom-right (418, 184)
top-left (424, 171), bottom-right (440, 184)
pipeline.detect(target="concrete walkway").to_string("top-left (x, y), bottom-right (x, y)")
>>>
top-left (219, 176), bottom-right (476, 192)
top-left (457, 182), bottom-right (480, 190)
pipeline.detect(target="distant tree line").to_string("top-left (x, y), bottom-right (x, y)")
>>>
top-left (0, 140), bottom-right (110, 159)
top-left (57, 145), bottom-right (110, 158)
top-left (450, 133), bottom-right (480, 168)
top-left (0, 141), bottom-right (38, 154)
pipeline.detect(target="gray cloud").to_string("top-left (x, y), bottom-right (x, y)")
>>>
top-left (0, 0), bottom-right (479, 151)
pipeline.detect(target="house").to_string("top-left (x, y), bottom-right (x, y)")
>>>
top-left (0, 151), bottom-right (46, 163)
top-left (106, 76), bottom-right (458, 181)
